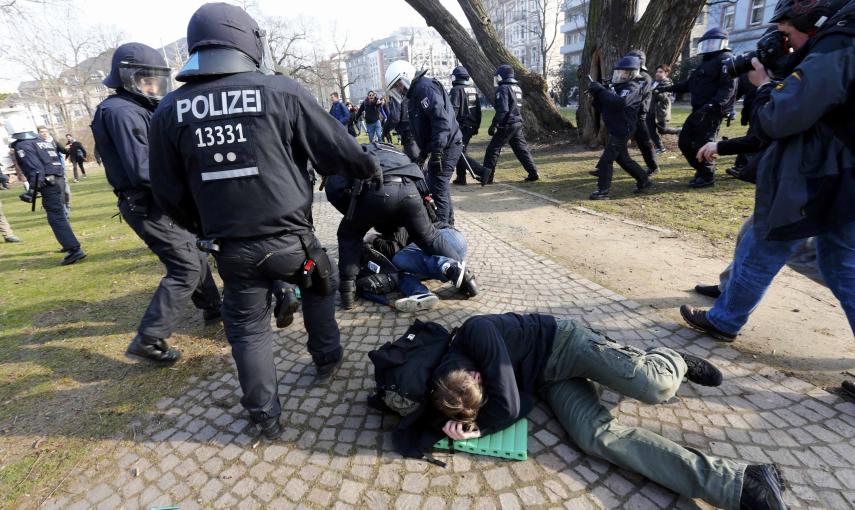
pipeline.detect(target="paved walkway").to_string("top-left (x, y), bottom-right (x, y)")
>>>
top-left (41, 194), bottom-right (855, 510)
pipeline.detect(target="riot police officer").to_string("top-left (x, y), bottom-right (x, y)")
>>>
top-left (385, 60), bottom-right (463, 225)
top-left (449, 66), bottom-right (484, 185)
top-left (482, 64), bottom-right (540, 184)
top-left (148, 3), bottom-right (380, 439)
top-left (325, 143), bottom-right (477, 309)
top-left (6, 116), bottom-right (85, 265)
top-left (626, 49), bottom-right (659, 175)
top-left (660, 28), bottom-right (737, 188)
top-left (91, 42), bottom-right (223, 365)
top-left (390, 96), bottom-right (419, 162)
top-left (587, 56), bottom-right (652, 200)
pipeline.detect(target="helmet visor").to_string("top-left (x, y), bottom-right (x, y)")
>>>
top-left (255, 28), bottom-right (276, 76)
top-left (698, 38), bottom-right (728, 54)
top-left (612, 69), bottom-right (638, 84)
top-left (119, 63), bottom-right (172, 101)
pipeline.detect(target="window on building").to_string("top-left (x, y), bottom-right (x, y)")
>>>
top-left (750, 0), bottom-right (765, 26)
top-left (722, 4), bottom-right (735, 31)
top-left (695, 10), bottom-right (705, 26)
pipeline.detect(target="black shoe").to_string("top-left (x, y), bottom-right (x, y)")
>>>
top-left (634, 179), bottom-right (653, 193)
top-left (588, 169), bottom-right (600, 177)
top-left (694, 284), bottom-right (722, 298)
top-left (646, 167), bottom-right (661, 177)
top-left (57, 247), bottom-right (72, 253)
top-left (315, 357), bottom-right (343, 384)
top-left (252, 415), bottom-right (283, 440)
top-left (203, 306), bottom-right (222, 323)
top-left (524, 174), bottom-right (540, 182)
top-left (61, 248), bottom-right (86, 265)
top-left (680, 305), bottom-right (737, 341)
top-left (274, 287), bottom-right (300, 328)
top-left (726, 167), bottom-right (743, 179)
top-left (125, 334), bottom-right (181, 365)
top-left (843, 379), bottom-right (855, 399)
top-left (679, 352), bottom-right (723, 387)
top-left (689, 176), bottom-right (715, 188)
top-left (444, 261), bottom-right (478, 297)
top-left (589, 189), bottom-right (610, 200)
top-left (452, 179), bottom-right (467, 185)
top-left (740, 464), bottom-right (787, 510)
top-left (476, 168), bottom-right (495, 186)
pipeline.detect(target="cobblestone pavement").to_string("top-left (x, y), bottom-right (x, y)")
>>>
top-left (41, 195), bottom-right (855, 510)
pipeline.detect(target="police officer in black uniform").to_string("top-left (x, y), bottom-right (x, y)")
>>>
top-left (392, 96), bottom-right (420, 162)
top-left (587, 56), bottom-right (653, 200)
top-left (626, 49), bottom-right (660, 175)
top-left (385, 60), bottom-right (463, 226)
top-left (482, 64), bottom-right (540, 184)
top-left (449, 66), bottom-right (484, 185)
top-left (325, 143), bottom-right (477, 309)
top-left (148, 3), bottom-right (380, 439)
top-left (6, 116), bottom-right (86, 265)
top-left (91, 42), bottom-right (223, 365)
top-left (660, 29), bottom-right (737, 188)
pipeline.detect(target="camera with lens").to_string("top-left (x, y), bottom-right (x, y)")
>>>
top-left (723, 30), bottom-right (789, 78)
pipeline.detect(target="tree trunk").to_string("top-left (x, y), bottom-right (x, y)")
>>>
top-left (403, 0), bottom-right (573, 141)
top-left (577, 0), bottom-right (706, 145)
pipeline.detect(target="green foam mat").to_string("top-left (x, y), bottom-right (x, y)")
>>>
top-left (433, 419), bottom-right (527, 461)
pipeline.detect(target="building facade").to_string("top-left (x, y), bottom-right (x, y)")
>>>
top-left (484, 0), bottom-right (563, 76)
top-left (701, 0), bottom-right (774, 54)
top-left (559, 0), bottom-right (588, 65)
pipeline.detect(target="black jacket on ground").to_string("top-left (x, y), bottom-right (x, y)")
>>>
top-left (450, 80), bottom-right (482, 132)
top-left (433, 313), bottom-right (558, 435)
top-left (149, 71), bottom-right (379, 238)
top-left (91, 91), bottom-right (155, 193)
top-left (407, 73), bottom-right (462, 155)
top-left (671, 51), bottom-right (738, 113)
top-left (589, 80), bottom-right (645, 138)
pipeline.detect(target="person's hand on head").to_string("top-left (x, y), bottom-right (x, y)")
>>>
top-left (443, 420), bottom-right (482, 440)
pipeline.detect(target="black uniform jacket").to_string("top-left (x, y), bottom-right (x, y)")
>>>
top-left (671, 51), bottom-right (738, 112)
top-left (12, 138), bottom-right (64, 184)
top-left (450, 80), bottom-right (482, 132)
top-left (590, 80), bottom-right (645, 138)
top-left (407, 73), bottom-right (462, 155)
top-left (91, 91), bottom-right (154, 193)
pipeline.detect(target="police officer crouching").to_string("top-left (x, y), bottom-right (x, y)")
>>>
top-left (6, 116), bottom-right (86, 265)
top-left (91, 43), bottom-right (223, 365)
top-left (449, 66), bottom-right (485, 185)
top-left (659, 29), bottom-right (737, 188)
top-left (148, 3), bottom-right (381, 439)
top-left (482, 65), bottom-right (540, 184)
top-left (385, 60), bottom-right (463, 226)
top-left (324, 143), bottom-right (477, 310)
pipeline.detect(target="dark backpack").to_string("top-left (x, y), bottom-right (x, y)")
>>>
top-left (368, 320), bottom-right (452, 416)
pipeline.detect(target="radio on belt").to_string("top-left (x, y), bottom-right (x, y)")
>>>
top-left (301, 257), bottom-right (317, 288)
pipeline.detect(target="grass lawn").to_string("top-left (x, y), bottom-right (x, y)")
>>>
top-left (0, 170), bottom-right (229, 507)
top-left (465, 106), bottom-right (755, 244)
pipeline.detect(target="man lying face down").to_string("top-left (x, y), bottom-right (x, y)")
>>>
top-left (431, 313), bottom-right (787, 510)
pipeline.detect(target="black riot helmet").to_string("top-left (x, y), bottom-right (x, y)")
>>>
top-left (769, 0), bottom-right (848, 33)
top-left (103, 43), bottom-right (172, 104)
top-left (176, 2), bottom-right (275, 81)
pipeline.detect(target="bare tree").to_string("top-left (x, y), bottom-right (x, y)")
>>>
top-left (263, 15), bottom-right (316, 81)
top-left (524, 0), bottom-right (563, 78)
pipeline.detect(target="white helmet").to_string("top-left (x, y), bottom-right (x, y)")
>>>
top-left (384, 60), bottom-right (416, 100)
top-left (4, 115), bottom-right (38, 140)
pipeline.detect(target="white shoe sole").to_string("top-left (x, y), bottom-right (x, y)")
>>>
top-left (395, 293), bottom-right (439, 313)
top-left (454, 261), bottom-right (466, 288)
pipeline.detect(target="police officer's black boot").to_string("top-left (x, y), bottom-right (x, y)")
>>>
top-left (340, 280), bottom-right (357, 310)
top-left (523, 173), bottom-right (539, 182)
top-left (739, 464), bottom-right (787, 510)
top-left (589, 189), bottom-right (610, 200)
top-left (125, 334), bottom-right (181, 365)
top-left (61, 247), bottom-right (86, 266)
top-left (274, 286), bottom-right (300, 328)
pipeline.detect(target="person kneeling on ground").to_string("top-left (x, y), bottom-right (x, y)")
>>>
top-left (430, 313), bottom-right (787, 510)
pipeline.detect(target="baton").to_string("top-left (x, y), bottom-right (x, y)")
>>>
top-left (31, 172), bottom-right (40, 212)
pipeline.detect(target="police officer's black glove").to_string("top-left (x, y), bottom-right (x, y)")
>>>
top-left (488, 125), bottom-right (497, 137)
top-left (428, 152), bottom-right (443, 174)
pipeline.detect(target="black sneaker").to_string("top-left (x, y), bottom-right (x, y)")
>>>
top-left (203, 307), bottom-right (222, 323)
top-left (252, 415), bottom-right (283, 440)
top-left (125, 334), bottom-right (181, 365)
top-left (444, 261), bottom-right (478, 297)
top-left (740, 464), bottom-right (787, 510)
top-left (679, 352), bottom-right (723, 387)
top-left (655, 147), bottom-right (667, 154)
top-left (589, 189), bottom-right (610, 200)
top-left (689, 176), bottom-right (715, 188)
top-left (726, 167), bottom-right (743, 179)
top-left (523, 174), bottom-right (540, 182)
top-left (61, 248), bottom-right (86, 265)
top-left (274, 287), bottom-right (300, 328)
top-left (842, 379), bottom-right (855, 399)
top-left (680, 305), bottom-right (737, 341)
top-left (315, 357), bottom-right (343, 384)
top-left (694, 284), bottom-right (722, 298)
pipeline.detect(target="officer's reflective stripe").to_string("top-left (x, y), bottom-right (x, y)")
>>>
top-left (200, 166), bottom-right (259, 181)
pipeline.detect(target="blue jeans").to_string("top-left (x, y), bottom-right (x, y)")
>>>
top-left (708, 221), bottom-right (855, 336)
top-left (366, 121), bottom-right (383, 143)
top-left (393, 229), bottom-right (467, 296)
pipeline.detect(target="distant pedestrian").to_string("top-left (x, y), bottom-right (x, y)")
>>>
top-left (65, 133), bottom-right (88, 181)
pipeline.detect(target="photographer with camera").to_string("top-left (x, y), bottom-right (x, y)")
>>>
top-left (680, 0), bottom-right (855, 398)
top-left (660, 28), bottom-right (738, 188)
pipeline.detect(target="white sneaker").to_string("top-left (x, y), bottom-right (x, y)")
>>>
top-left (395, 293), bottom-right (439, 313)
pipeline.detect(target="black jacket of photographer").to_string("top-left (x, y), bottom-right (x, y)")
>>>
top-left (671, 51), bottom-right (738, 114)
top-left (752, 0), bottom-right (855, 241)
top-left (324, 144), bottom-right (462, 281)
top-left (588, 78), bottom-right (645, 138)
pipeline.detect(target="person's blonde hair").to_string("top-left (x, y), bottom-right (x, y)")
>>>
top-left (432, 369), bottom-right (486, 426)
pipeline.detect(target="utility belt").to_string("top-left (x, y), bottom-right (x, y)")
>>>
top-left (383, 176), bottom-right (411, 185)
top-left (116, 188), bottom-right (152, 218)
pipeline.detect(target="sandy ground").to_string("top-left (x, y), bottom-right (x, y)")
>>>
top-left (452, 183), bottom-right (855, 393)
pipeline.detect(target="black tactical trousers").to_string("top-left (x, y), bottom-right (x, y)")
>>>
top-left (214, 232), bottom-right (341, 421)
top-left (633, 117), bottom-right (658, 170)
top-left (455, 126), bottom-right (486, 181)
top-left (678, 109), bottom-right (722, 181)
top-left (332, 179), bottom-right (463, 282)
top-left (482, 123), bottom-right (538, 177)
top-left (596, 135), bottom-right (648, 191)
top-left (119, 198), bottom-right (221, 339)
top-left (41, 176), bottom-right (80, 251)
top-left (427, 142), bottom-right (464, 226)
